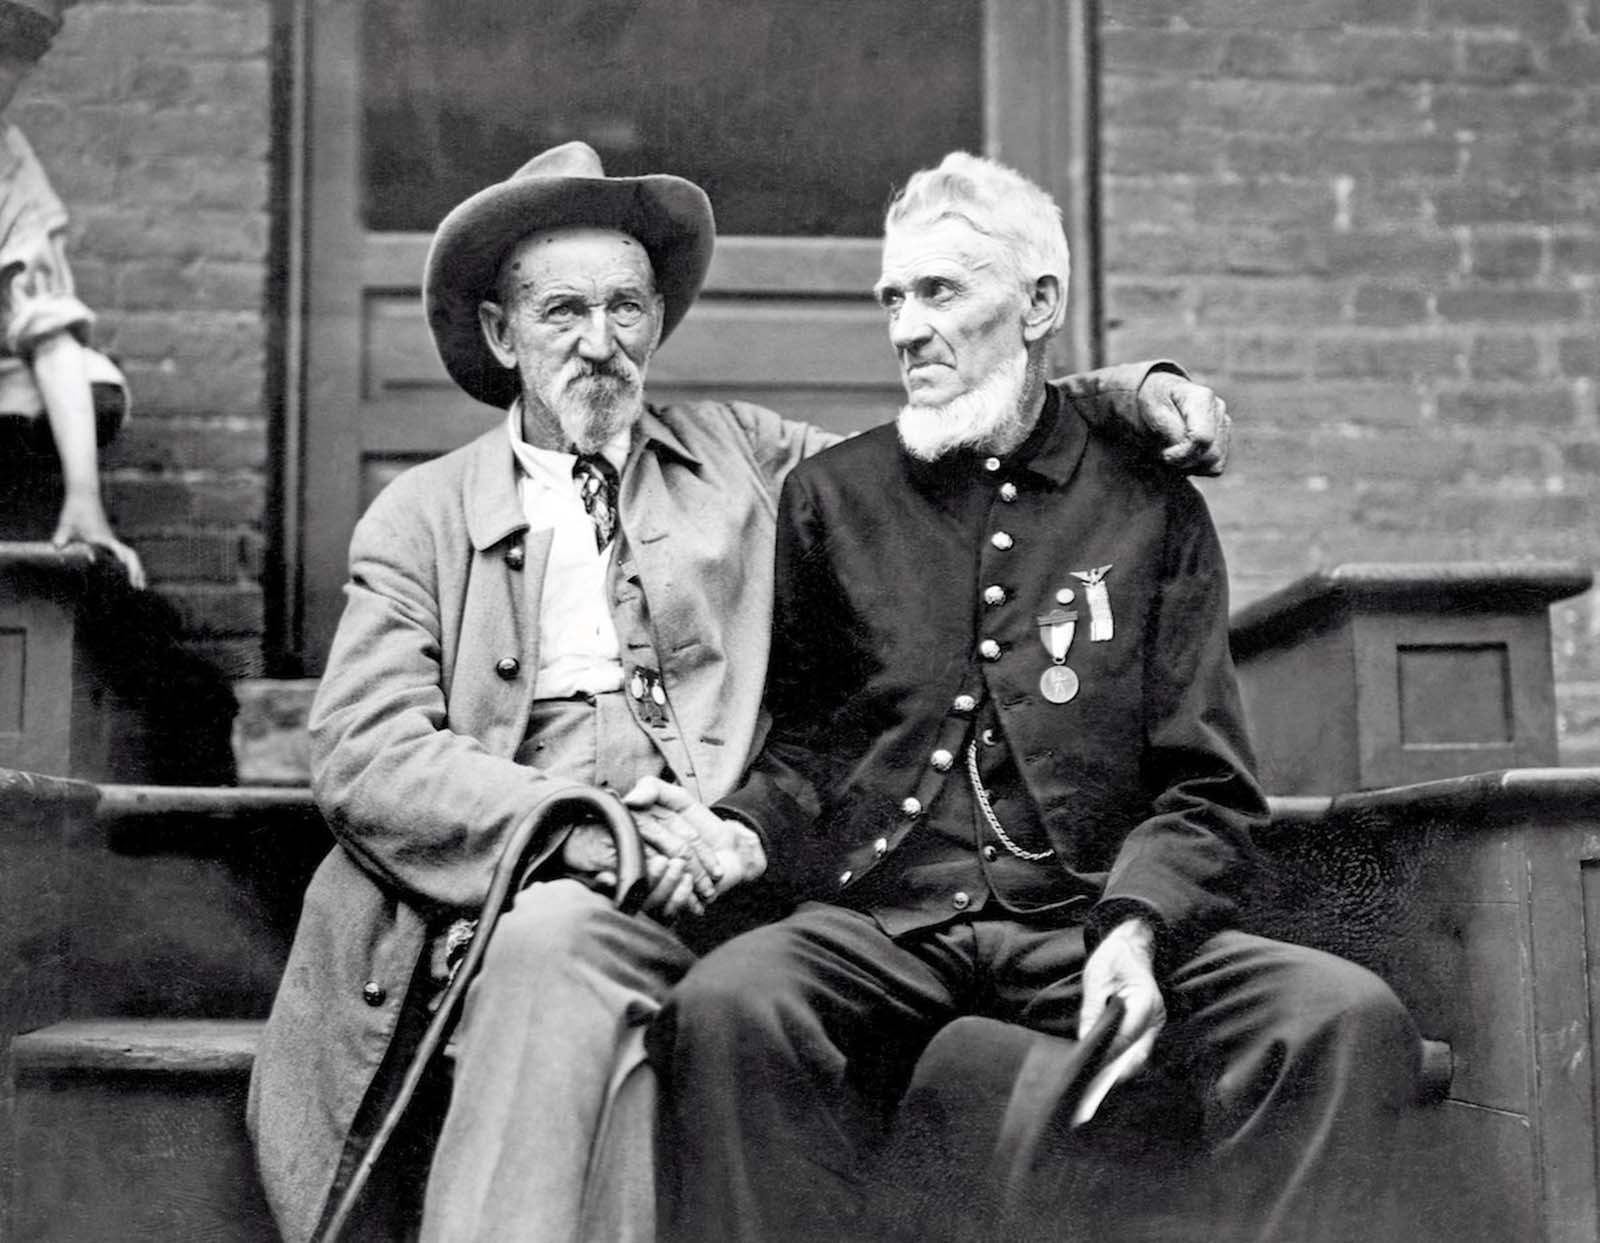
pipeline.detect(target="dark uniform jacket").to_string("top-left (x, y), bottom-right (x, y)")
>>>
top-left (719, 383), bottom-right (1268, 966)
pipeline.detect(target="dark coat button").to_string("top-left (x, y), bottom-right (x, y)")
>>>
top-left (362, 981), bottom-right (387, 1007)
top-left (496, 656), bottom-right (520, 680)
top-left (504, 544), bottom-right (525, 570)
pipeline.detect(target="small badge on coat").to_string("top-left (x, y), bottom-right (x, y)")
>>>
top-left (629, 666), bottom-right (669, 727)
top-left (1071, 564), bottom-right (1114, 641)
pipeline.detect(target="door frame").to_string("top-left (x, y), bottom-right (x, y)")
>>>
top-left (275, 0), bottom-right (1101, 673)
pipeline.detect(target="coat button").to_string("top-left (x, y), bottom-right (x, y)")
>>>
top-left (495, 656), bottom-right (520, 680)
top-left (874, 837), bottom-right (888, 858)
top-left (504, 544), bottom-right (525, 570)
top-left (930, 749), bottom-right (954, 772)
top-left (901, 797), bottom-right (923, 817)
top-left (991, 531), bottom-right (1013, 550)
top-left (983, 456), bottom-right (1001, 472)
top-left (952, 694), bottom-right (977, 714)
top-left (952, 891), bottom-right (971, 911)
top-left (983, 844), bottom-right (999, 862)
top-left (979, 639), bottom-right (1002, 661)
top-left (999, 482), bottom-right (1018, 502)
top-left (1056, 587), bottom-right (1075, 605)
top-left (984, 585), bottom-right (1006, 606)
top-left (839, 869), bottom-right (853, 887)
top-left (362, 981), bottom-right (387, 1007)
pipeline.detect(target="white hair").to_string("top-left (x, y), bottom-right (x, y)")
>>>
top-left (884, 152), bottom-right (1071, 336)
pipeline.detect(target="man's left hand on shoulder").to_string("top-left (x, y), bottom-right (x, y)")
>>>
top-left (1137, 369), bottom-right (1230, 477)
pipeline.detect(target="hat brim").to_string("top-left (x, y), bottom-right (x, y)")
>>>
top-left (424, 174), bottom-right (714, 409)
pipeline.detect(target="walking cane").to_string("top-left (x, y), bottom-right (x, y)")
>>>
top-left (317, 786), bottom-right (647, 1243)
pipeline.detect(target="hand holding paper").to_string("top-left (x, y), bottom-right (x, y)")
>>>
top-left (1072, 917), bottom-right (1166, 1127)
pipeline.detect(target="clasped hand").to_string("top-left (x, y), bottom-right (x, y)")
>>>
top-left (557, 775), bottom-right (766, 920)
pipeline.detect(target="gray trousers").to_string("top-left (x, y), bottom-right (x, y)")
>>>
top-left (419, 694), bottom-right (692, 1243)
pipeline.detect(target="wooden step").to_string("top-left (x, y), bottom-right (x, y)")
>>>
top-left (1, 771), bottom-right (328, 1021)
top-left (9, 1019), bottom-right (275, 1242)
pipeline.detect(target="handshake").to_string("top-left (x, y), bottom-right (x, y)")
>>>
top-left (559, 775), bottom-right (768, 919)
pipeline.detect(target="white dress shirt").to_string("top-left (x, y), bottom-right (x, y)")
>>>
top-left (506, 404), bottom-right (628, 698)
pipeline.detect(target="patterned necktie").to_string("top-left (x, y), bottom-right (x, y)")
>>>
top-left (572, 453), bottom-right (620, 551)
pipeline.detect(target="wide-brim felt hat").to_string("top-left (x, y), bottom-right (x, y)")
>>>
top-left (424, 141), bottom-right (715, 409)
top-left (0, 0), bottom-right (68, 60)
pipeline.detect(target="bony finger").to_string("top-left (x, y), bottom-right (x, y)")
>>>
top-left (638, 821), bottom-right (705, 868)
top-left (1179, 389), bottom-right (1220, 441)
top-left (621, 775), bottom-right (667, 808)
top-left (677, 873), bottom-right (705, 917)
top-left (678, 826), bottom-right (725, 886)
top-left (641, 820), bottom-right (719, 888)
top-left (645, 858), bottom-right (686, 911)
top-left (663, 868), bottom-right (702, 918)
top-left (647, 783), bottom-right (696, 814)
top-left (1160, 437), bottom-right (1202, 467)
top-left (644, 854), bottom-right (676, 891)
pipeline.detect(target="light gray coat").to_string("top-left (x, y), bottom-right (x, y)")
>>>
top-left (247, 401), bottom-right (832, 1241)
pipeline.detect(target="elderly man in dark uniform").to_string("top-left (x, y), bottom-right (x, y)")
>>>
top-left (649, 152), bottom-right (1421, 1243)
top-left (248, 142), bottom-right (1234, 1243)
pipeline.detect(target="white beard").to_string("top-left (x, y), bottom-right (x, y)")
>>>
top-left (896, 349), bottom-right (1031, 462)
top-left (535, 356), bottom-right (646, 453)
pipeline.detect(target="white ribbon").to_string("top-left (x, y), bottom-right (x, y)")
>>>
top-left (1072, 565), bottom-right (1114, 642)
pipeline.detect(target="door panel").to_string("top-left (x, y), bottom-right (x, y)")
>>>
top-left (288, 0), bottom-right (1096, 671)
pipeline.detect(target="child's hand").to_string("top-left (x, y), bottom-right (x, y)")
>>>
top-left (53, 493), bottom-right (146, 588)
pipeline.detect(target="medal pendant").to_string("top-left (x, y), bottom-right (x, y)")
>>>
top-left (1039, 665), bottom-right (1080, 704)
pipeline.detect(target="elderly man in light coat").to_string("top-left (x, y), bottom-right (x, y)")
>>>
top-left (246, 141), bottom-right (1232, 1243)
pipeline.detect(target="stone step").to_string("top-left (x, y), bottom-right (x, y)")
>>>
top-left (231, 680), bottom-right (319, 787)
top-left (9, 1019), bottom-right (275, 1242)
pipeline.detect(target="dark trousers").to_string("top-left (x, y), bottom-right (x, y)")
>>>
top-left (650, 902), bottom-right (1421, 1243)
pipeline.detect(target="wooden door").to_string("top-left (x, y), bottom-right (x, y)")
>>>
top-left (283, 0), bottom-right (1098, 672)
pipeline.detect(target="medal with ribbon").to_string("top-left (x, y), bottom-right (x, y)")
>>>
top-left (1071, 564), bottom-right (1115, 641)
top-left (1035, 606), bottom-right (1080, 705)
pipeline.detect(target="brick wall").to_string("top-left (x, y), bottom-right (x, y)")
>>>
top-left (9, 1), bottom-right (1596, 759)
top-left (10, 0), bottom-right (275, 676)
top-left (1101, 0), bottom-right (1600, 763)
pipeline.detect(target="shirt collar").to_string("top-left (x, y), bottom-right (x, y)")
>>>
top-left (506, 400), bottom-right (631, 485)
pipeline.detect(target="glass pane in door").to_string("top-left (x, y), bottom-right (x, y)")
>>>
top-left (361, 0), bottom-right (983, 235)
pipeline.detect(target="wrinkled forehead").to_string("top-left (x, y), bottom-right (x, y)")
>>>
top-left (499, 225), bottom-right (659, 296)
top-left (878, 213), bottom-right (1003, 286)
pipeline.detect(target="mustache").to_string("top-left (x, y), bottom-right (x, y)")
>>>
top-left (563, 358), bottom-right (637, 387)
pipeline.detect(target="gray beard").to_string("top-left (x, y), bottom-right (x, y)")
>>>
top-left (896, 350), bottom-right (1031, 462)
top-left (535, 363), bottom-right (645, 453)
